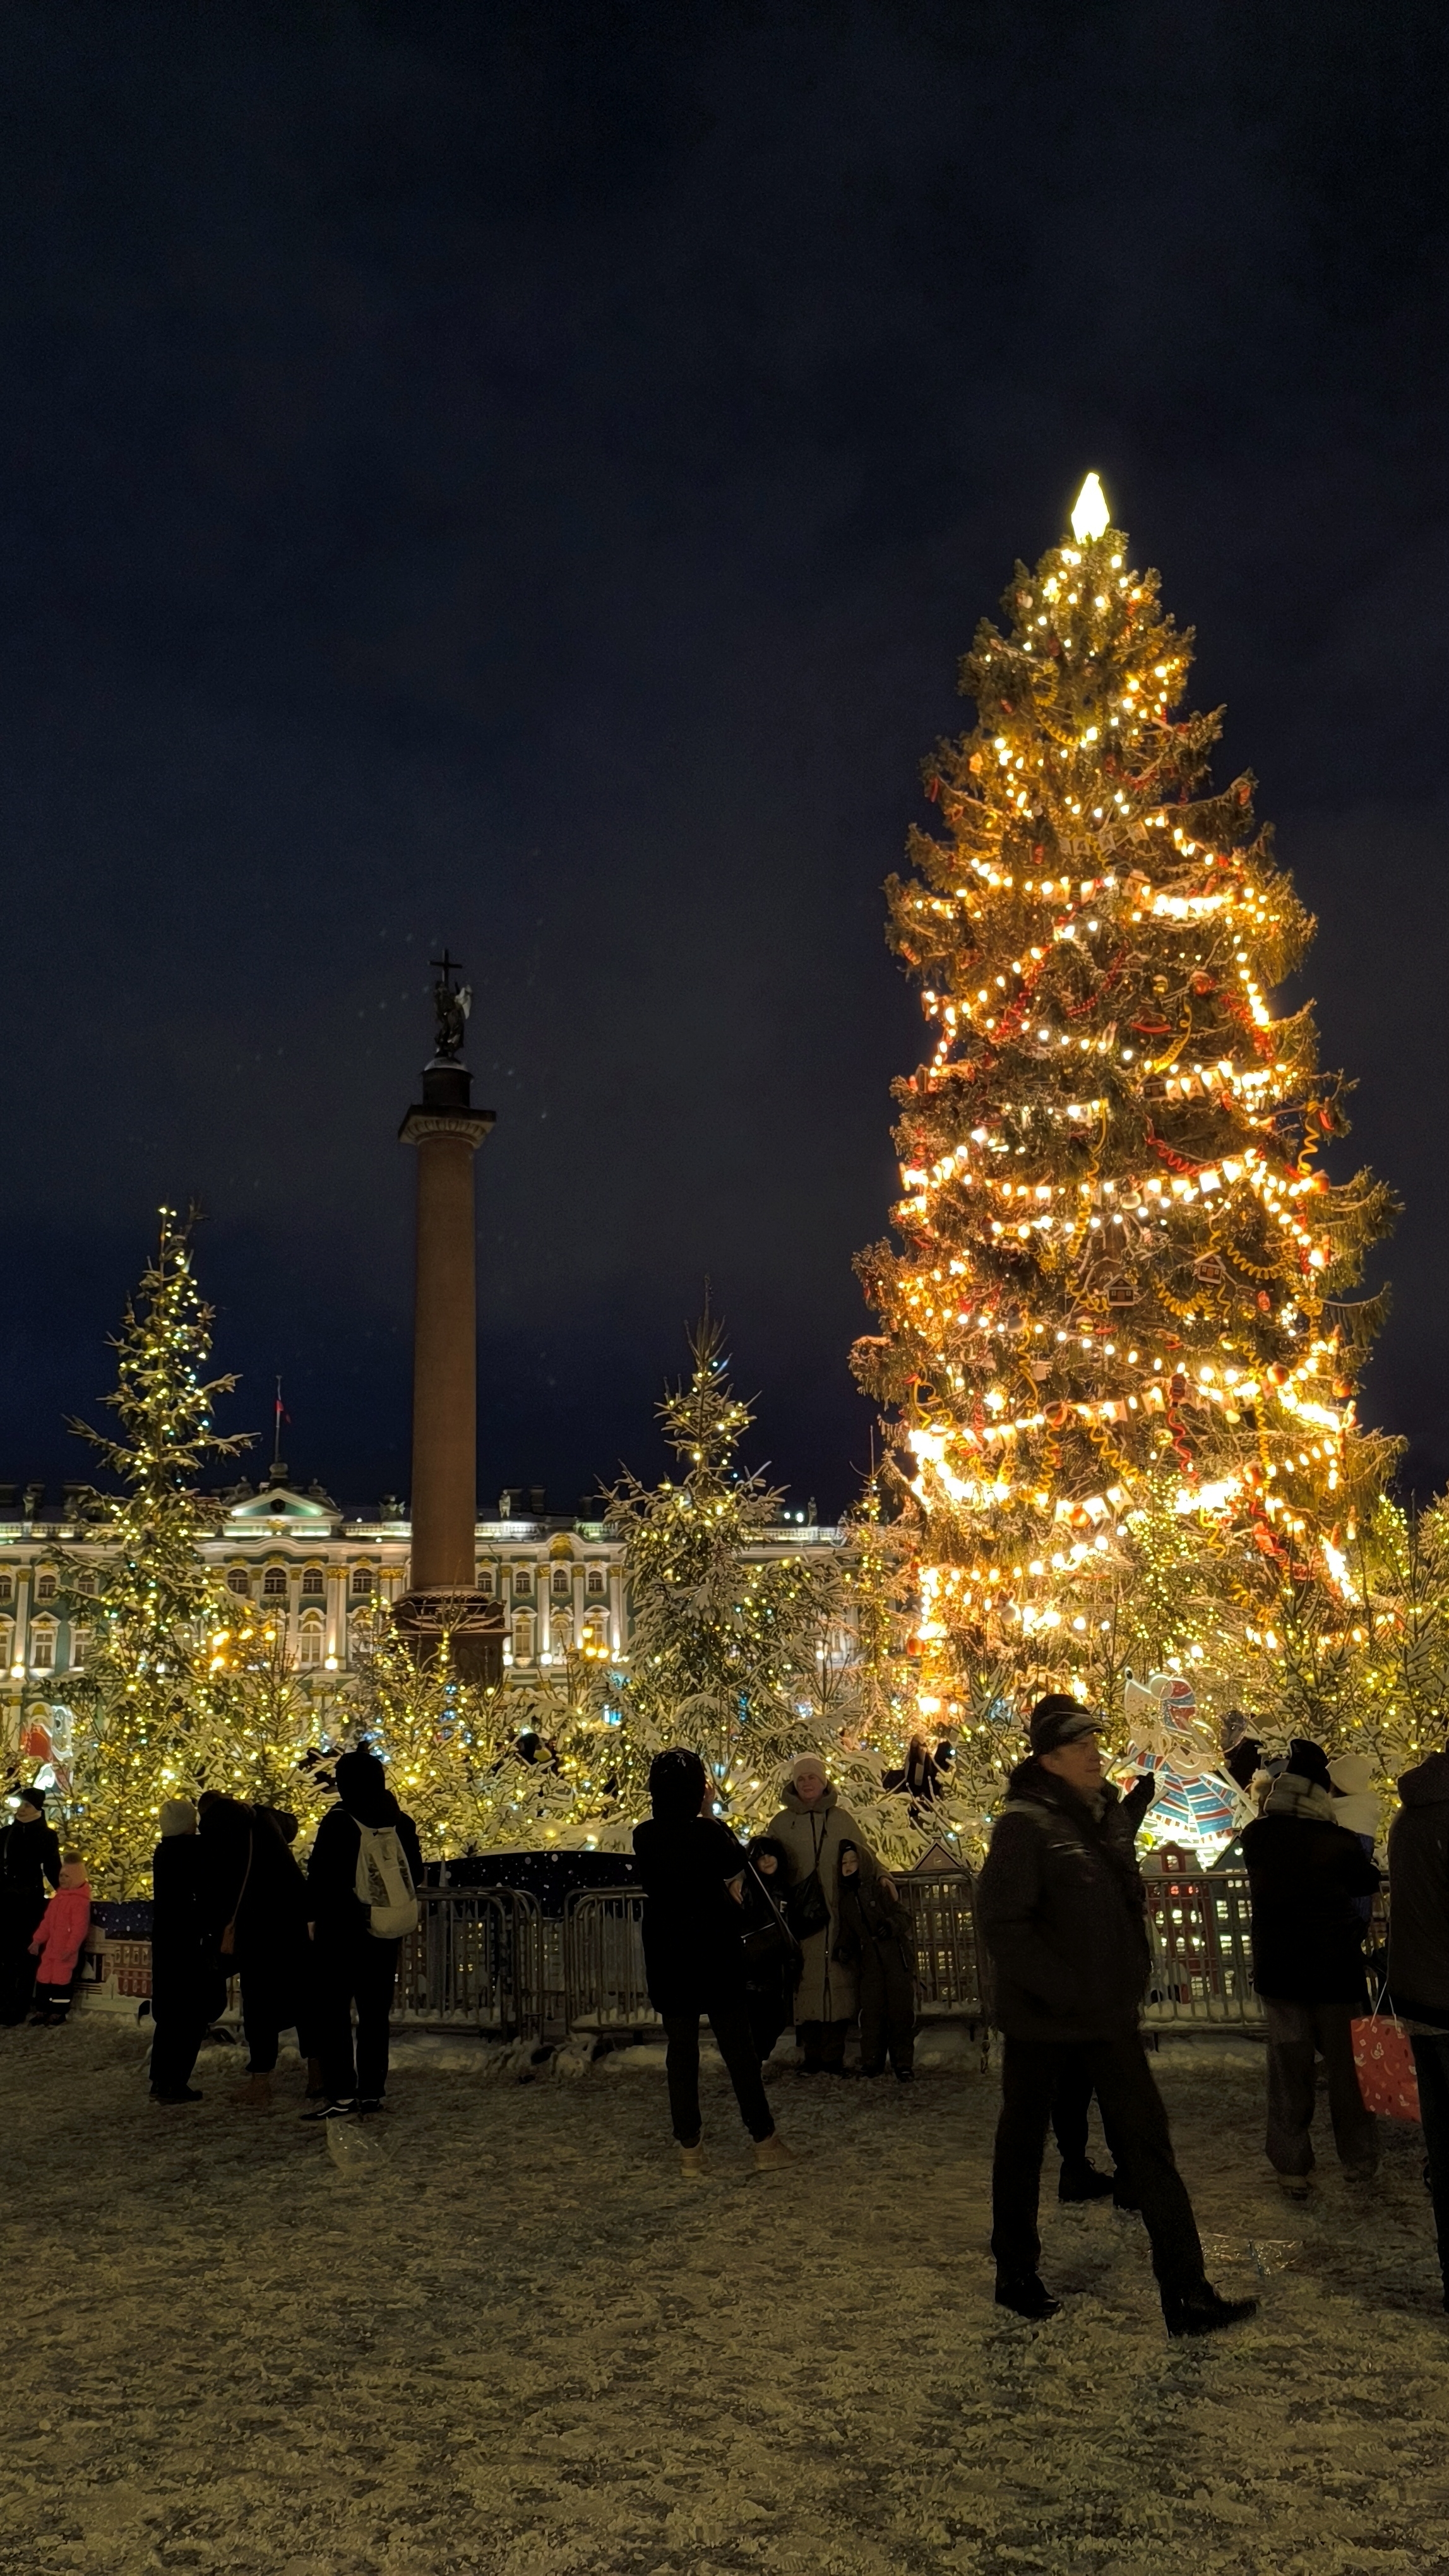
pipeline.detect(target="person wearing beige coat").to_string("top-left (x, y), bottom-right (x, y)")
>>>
top-left (766, 1756), bottom-right (891, 2073)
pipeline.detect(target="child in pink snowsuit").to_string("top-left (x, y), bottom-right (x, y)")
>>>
top-left (29, 1857), bottom-right (91, 2024)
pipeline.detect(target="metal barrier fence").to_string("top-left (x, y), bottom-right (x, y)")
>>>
top-left (83, 1868), bottom-right (1290, 2039)
top-left (1141, 1870), bottom-right (1262, 2028)
top-left (900, 1871), bottom-right (986, 2024)
top-left (395, 1890), bottom-right (532, 2036)
top-left (564, 1889), bottom-right (659, 2035)
top-left (438, 1870), bottom-right (1275, 2036)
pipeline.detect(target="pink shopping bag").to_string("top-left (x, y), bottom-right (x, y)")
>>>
top-left (1351, 2013), bottom-right (1421, 2121)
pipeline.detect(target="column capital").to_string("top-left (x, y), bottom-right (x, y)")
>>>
top-left (399, 1104), bottom-right (495, 1150)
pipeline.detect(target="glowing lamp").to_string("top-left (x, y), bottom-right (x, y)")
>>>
top-left (1070, 472), bottom-right (1110, 542)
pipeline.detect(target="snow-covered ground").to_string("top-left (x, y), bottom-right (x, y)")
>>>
top-left (4, 2014), bottom-right (1448, 2575)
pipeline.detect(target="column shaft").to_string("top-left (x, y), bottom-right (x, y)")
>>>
top-left (409, 1133), bottom-right (478, 1592)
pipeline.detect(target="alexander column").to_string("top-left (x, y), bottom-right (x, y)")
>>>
top-left (393, 951), bottom-right (505, 1683)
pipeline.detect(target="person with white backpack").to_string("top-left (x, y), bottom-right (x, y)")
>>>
top-left (304, 1747), bottom-right (423, 2121)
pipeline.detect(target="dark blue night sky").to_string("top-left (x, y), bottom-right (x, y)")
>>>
top-left (2, 3), bottom-right (1446, 1516)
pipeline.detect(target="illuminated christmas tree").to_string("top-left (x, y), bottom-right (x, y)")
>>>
top-left (609, 1316), bottom-right (879, 1837)
top-left (64, 1208), bottom-right (251, 1896)
top-left (502, 1643), bottom-right (626, 1848)
top-left (853, 475), bottom-right (1397, 1803)
top-left (833, 1477), bottom-right (917, 1758)
top-left (193, 1608), bottom-right (332, 1825)
top-left (347, 1609), bottom-right (515, 1854)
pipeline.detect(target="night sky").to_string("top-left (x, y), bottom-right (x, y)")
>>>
top-left (3, 3), bottom-right (1446, 1518)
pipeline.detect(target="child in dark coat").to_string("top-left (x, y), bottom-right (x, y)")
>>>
top-left (740, 1835), bottom-right (799, 2063)
top-left (834, 1839), bottom-right (917, 2080)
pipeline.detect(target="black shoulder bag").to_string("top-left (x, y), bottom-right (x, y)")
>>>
top-left (742, 1864), bottom-right (806, 1980)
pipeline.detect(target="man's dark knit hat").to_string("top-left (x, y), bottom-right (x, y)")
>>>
top-left (649, 1746), bottom-right (708, 1822)
top-left (1287, 1738), bottom-right (1333, 1793)
top-left (1029, 1695), bottom-right (1102, 1757)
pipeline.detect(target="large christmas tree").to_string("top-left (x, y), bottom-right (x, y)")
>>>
top-left (854, 477), bottom-right (1397, 1796)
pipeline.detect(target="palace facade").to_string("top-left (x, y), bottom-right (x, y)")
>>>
top-left (0, 1470), bottom-right (843, 1760)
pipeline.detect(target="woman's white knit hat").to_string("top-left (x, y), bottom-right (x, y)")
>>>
top-left (1328, 1753), bottom-right (1374, 1796)
top-left (787, 1753), bottom-right (829, 1782)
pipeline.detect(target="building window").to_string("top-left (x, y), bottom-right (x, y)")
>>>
top-left (71, 1626), bottom-right (91, 1670)
top-left (227, 1568), bottom-right (250, 1597)
top-left (31, 1628), bottom-right (56, 1671)
top-left (301, 1568), bottom-right (325, 1598)
top-left (475, 1566), bottom-right (494, 1595)
top-left (263, 1568), bottom-right (287, 1599)
top-left (512, 1613), bottom-right (535, 1664)
top-left (76, 1568), bottom-right (98, 1596)
top-left (552, 1566), bottom-right (570, 1597)
top-left (34, 1573), bottom-right (57, 1603)
top-left (299, 1621), bottom-right (323, 1669)
top-left (512, 1568), bottom-right (532, 1599)
top-left (583, 1616), bottom-right (607, 1655)
top-left (0, 1574), bottom-right (12, 1604)
top-left (351, 1568), bottom-right (374, 1597)
top-left (587, 1568), bottom-right (605, 1597)
top-left (0, 1620), bottom-right (11, 1670)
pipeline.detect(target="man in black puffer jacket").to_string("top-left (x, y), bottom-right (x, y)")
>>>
top-left (1241, 1739), bottom-right (1380, 2196)
top-left (977, 1695), bottom-right (1256, 2337)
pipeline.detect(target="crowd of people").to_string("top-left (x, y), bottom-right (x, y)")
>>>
top-left (628, 1698), bottom-right (1449, 2339)
top-left (6, 1695), bottom-right (1449, 2335)
top-left (0, 1748), bottom-right (423, 2118)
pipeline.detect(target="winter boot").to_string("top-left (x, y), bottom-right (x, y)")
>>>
top-left (994, 2274), bottom-right (1062, 2321)
top-left (1059, 2160), bottom-right (1116, 2202)
top-left (1162, 2284), bottom-right (1259, 2339)
top-left (678, 2143), bottom-right (708, 2180)
top-left (753, 2132), bottom-right (796, 2171)
top-left (1277, 2173), bottom-right (1311, 2203)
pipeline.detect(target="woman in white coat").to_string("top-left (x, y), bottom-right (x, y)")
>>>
top-left (766, 1754), bottom-right (894, 2073)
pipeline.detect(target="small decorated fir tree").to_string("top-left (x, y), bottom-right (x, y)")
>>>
top-left (346, 1608), bottom-right (515, 1856)
top-left (854, 477), bottom-right (1397, 1799)
top-left (65, 1208), bottom-right (251, 1895)
top-left (193, 1607), bottom-right (331, 1826)
top-left (608, 1316), bottom-right (867, 1838)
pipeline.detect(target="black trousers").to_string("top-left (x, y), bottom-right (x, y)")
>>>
top-left (859, 1947), bottom-right (915, 2076)
top-left (316, 1935), bottom-right (400, 2102)
top-left (150, 2009), bottom-right (208, 2095)
top-left (993, 2032), bottom-right (1205, 2297)
top-left (662, 1996), bottom-right (775, 2144)
top-left (239, 1952), bottom-right (314, 2077)
top-left (1051, 2048), bottom-right (1126, 2170)
top-left (0, 1897), bottom-right (45, 2023)
top-left (796, 2017), bottom-right (850, 2072)
top-left (745, 1985), bottom-right (793, 2063)
top-left (1261, 1998), bottom-right (1378, 2176)
top-left (1412, 2033), bottom-right (1449, 2291)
